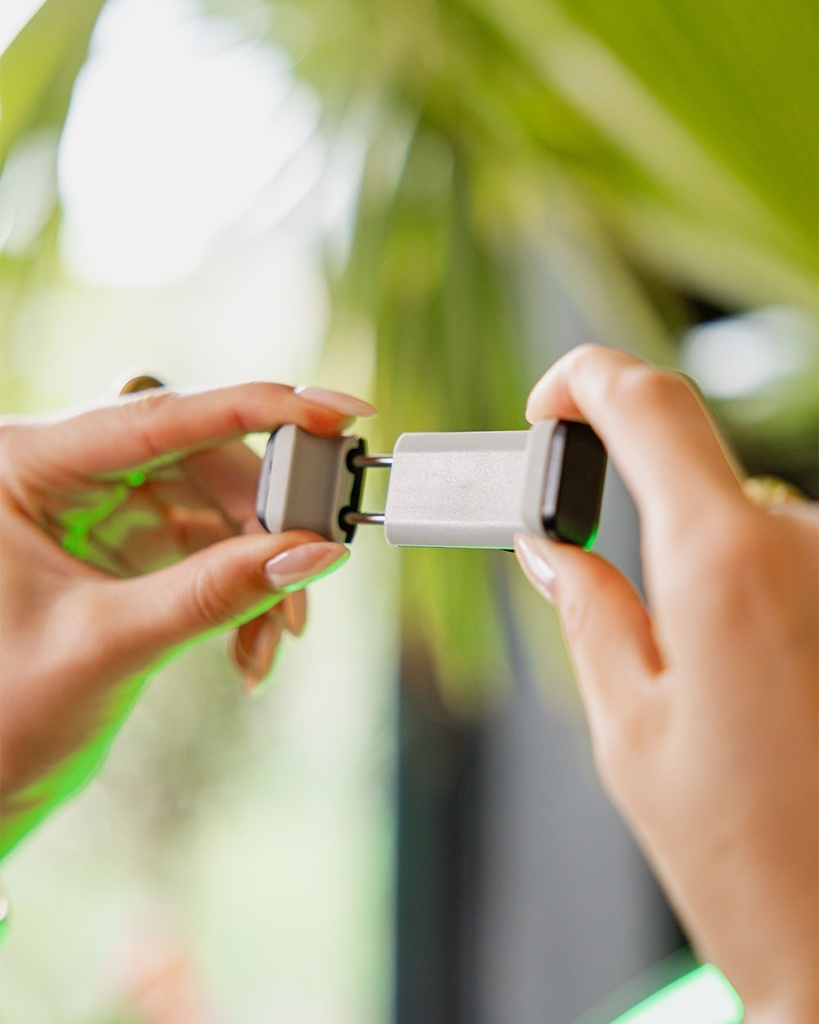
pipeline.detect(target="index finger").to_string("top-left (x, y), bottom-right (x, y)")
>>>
top-left (526, 345), bottom-right (745, 536)
top-left (13, 383), bottom-right (375, 481)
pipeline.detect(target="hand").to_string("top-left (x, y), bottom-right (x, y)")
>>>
top-left (0, 382), bottom-right (374, 856)
top-left (514, 345), bottom-right (818, 1022)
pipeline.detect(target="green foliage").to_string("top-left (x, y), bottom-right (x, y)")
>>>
top-left (263, 0), bottom-right (816, 708)
top-left (0, 0), bottom-right (108, 401)
top-left (278, 0), bottom-right (817, 308)
top-left (3, 0), bottom-right (816, 709)
top-left (0, 0), bottom-right (107, 166)
top-left (556, 0), bottom-right (817, 232)
top-left (322, 114), bottom-right (533, 709)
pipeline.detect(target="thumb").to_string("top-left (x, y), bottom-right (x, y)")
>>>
top-left (514, 533), bottom-right (661, 725)
top-left (102, 532), bottom-right (349, 666)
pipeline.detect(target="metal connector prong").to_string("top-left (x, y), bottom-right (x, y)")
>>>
top-left (341, 510), bottom-right (386, 527)
top-left (349, 453), bottom-right (393, 470)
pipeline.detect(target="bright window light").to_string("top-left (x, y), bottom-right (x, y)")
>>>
top-left (682, 307), bottom-right (814, 401)
top-left (58, 0), bottom-right (321, 288)
top-left (0, 0), bottom-right (45, 53)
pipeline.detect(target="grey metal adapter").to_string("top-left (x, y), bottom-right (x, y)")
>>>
top-left (256, 420), bottom-right (607, 550)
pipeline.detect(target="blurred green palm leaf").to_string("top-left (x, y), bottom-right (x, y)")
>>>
top-left (269, 0), bottom-right (816, 707)
top-left (0, 0), bottom-right (106, 166)
top-left (285, 0), bottom-right (816, 306)
top-left (0, 0), bottom-right (107, 406)
top-left (3, 0), bottom-right (816, 708)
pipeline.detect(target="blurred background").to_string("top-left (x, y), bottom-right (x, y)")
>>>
top-left (0, 0), bottom-right (816, 1021)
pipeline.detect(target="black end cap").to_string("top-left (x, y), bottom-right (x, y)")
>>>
top-left (541, 421), bottom-right (607, 548)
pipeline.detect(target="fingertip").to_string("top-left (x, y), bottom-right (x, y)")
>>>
top-left (282, 589), bottom-right (308, 637)
top-left (525, 348), bottom-right (591, 423)
top-left (524, 373), bottom-right (550, 423)
top-left (514, 533), bottom-right (557, 603)
top-left (514, 531), bottom-right (662, 685)
top-left (233, 612), bottom-right (285, 695)
top-left (293, 386), bottom-right (377, 421)
top-left (112, 530), bottom-right (330, 660)
top-left (262, 541), bottom-right (349, 593)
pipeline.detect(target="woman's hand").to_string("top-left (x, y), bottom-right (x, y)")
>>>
top-left (514, 345), bottom-right (818, 1023)
top-left (0, 382), bottom-right (374, 856)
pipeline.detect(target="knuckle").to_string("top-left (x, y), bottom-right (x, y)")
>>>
top-left (116, 397), bottom-right (167, 463)
top-left (612, 365), bottom-right (694, 413)
top-left (569, 342), bottom-right (607, 370)
top-left (190, 564), bottom-right (237, 629)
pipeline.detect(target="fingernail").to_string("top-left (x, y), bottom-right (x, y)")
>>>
top-left (238, 616), bottom-right (284, 694)
top-left (263, 542), bottom-right (349, 592)
top-left (118, 374), bottom-right (165, 395)
top-left (514, 533), bottom-right (556, 604)
top-left (294, 386), bottom-right (377, 419)
top-left (244, 648), bottom-right (282, 696)
top-left (283, 589), bottom-right (308, 637)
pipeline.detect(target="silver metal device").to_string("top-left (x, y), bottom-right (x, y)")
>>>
top-left (256, 420), bottom-right (607, 549)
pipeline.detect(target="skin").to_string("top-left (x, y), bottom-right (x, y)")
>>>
top-left (2, 353), bottom-right (815, 1021)
top-left (514, 345), bottom-right (818, 1023)
top-left (0, 383), bottom-right (358, 857)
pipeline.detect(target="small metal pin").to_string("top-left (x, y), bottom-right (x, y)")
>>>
top-left (342, 510), bottom-right (386, 527)
top-left (349, 452), bottom-right (393, 470)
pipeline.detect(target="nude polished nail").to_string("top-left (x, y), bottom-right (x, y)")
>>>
top-left (242, 617), bottom-right (284, 694)
top-left (513, 533), bottom-right (557, 604)
top-left (283, 589), bottom-right (308, 637)
top-left (263, 542), bottom-right (350, 592)
top-left (232, 613), bottom-right (285, 695)
top-left (293, 386), bottom-right (377, 419)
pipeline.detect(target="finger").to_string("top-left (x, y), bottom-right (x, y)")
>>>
top-left (232, 610), bottom-right (285, 693)
top-left (137, 476), bottom-right (216, 511)
top-left (514, 533), bottom-right (662, 730)
top-left (179, 441), bottom-right (262, 531)
top-left (97, 532), bottom-right (350, 667)
top-left (282, 588), bottom-right (307, 637)
top-left (100, 507), bottom-right (234, 574)
top-left (525, 345), bottom-right (744, 537)
top-left (15, 384), bottom-right (375, 481)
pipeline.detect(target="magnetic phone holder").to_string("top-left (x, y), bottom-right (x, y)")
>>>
top-left (256, 420), bottom-right (607, 549)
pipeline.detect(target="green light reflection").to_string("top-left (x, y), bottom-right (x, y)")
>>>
top-left (610, 965), bottom-right (743, 1024)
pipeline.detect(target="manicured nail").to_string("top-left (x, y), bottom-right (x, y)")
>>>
top-left (118, 374), bottom-right (165, 395)
top-left (294, 386), bottom-right (377, 419)
top-left (244, 647), bottom-right (282, 695)
top-left (235, 615), bottom-right (283, 694)
top-left (282, 589), bottom-right (308, 637)
top-left (514, 533), bottom-right (556, 604)
top-left (263, 542), bottom-right (349, 592)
